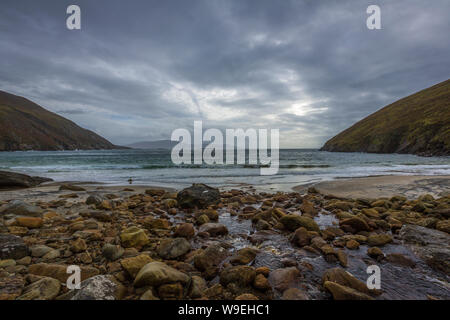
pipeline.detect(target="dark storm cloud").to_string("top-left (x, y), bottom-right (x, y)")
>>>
top-left (0, 0), bottom-right (449, 147)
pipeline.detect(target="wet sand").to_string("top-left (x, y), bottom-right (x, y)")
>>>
top-left (294, 175), bottom-right (450, 199)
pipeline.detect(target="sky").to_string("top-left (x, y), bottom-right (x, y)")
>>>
top-left (0, 0), bottom-right (449, 148)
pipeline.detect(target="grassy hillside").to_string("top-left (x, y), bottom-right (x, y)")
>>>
top-left (0, 90), bottom-right (121, 151)
top-left (321, 79), bottom-right (450, 156)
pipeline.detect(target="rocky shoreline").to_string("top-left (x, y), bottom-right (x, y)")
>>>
top-left (0, 182), bottom-right (449, 300)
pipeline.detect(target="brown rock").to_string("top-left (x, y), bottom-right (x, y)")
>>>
top-left (174, 223), bottom-right (195, 239)
top-left (120, 254), bottom-right (153, 277)
top-left (15, 217), bottom-right (43, 229)
top-left (268, 267), bottom-right (300, 291)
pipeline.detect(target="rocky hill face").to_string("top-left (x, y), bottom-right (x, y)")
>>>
top-left (0, 90), bottom-right (121, 151)
top-left (321, 79), bottom-right (450, 156)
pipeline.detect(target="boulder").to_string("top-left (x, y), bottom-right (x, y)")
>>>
top-left (157, 238), bottom-right (191, 260)
top-left (120, 226), bottom-right (149, 248)
top-left (367, 234), bottom-right (393, 247)
top-left (339, 217), bottom-right (370, 232)
top-left (280, 214), bottom-right (320, 232)
top-left (133, 261), bottom-right (190, 287)
top-left (220, 265), bottom-right (256, 287)
top-left (230, 247), bottom-right (258, 265)
top-left (268, 267), bottom-right (300, 291)
top-left (120, 254), bottom-right (153, 277)
top-left (30, 245), bottom-right (53, 258)
top-left (291, 227), bottom-right (311, 247)
top-left (65, 275), bottom-right (125, 300)
top-left (0, 171), bottom-right (52, 189)
top-left (0, 200), bottom-right (42, 217)
top-left (17, 277), bottom-right (60, 300)
top-left (198, 223), bottom-right (228, 237)
top-left (188, 275), bottom-right (207, 298)
top-left (174, 223), bottom-right (195, 239)
top-left (28, 263), bottom-right (99, 283)
top-left (194, 243), bottom-right (229, 272)
top-left (0, 234), bottom-right (29, 260)
top-left (15, 217), bottom-right (43, 228)
top-left (322, 267), bottom-right (380, 296)
top-left (102, 243), bottom-right (124, 261)
top-left (177, 184), bottom-right (220, 209)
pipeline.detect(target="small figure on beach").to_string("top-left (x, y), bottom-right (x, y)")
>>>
top-left (128, 177), bottom-right (133, 184)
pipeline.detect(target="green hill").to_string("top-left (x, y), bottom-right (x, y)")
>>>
top-left (321, 79), bottom-right (450, 156)
top-left (0, 90), bottom-right (122, 151)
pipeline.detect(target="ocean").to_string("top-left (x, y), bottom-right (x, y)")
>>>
top-left (0, 149), bottom-right (449, 191)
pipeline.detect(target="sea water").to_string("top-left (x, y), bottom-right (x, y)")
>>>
top-left (0, 149), bottom-right (448, 191)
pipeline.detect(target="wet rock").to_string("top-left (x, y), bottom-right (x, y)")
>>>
top-left (28, 263), bottom-right (99, 283)
top-left (385, 253), bottom-right (416, 268)
top-left (0, 200), bottom-right (42, 217)
top-left (157, 238), bottom-right (191, 260)
top-left (174, 223), bottom-right (195, 239)
top-left (194, 244), bottom-right (229, 274)
top-left (120, 226), bottom-right (149, 248)
top-left (280, 214), bottom-right (319, 232)
top-left (177, 184), bottom-right (220, 209)
top-left (268, 267), bottom-right (300, 292)
top-left (133, 261), bottom-right (190, 287)
top-left (17, 277), bottom-right (60, 300)
top-left (102, 243), bottom-right (124, 261)
top-left (291, 227), bottom-right (311, 247)
top-left (196, 214), bottom-right (210, 225)
top-left (198, 223), bottom-right (228, 237)
top-left (399, 224), bottom-right (450, 274)
top-left (282, 287), bottom-right (309, 300)
top-left (253, 273), bottom-right (270, 290)
top-left (346, 239), bottom-right (360, 250)
top-left (230, 247), bottom-right (258, 265)
top-left (367, 247), bottom-right (384, 259)
top-left (367, 234), bottom-right (393, 247)
top-left (255, 219), bottom-right (271, 231)
top-left (339, 217), bottom-right (370, 232)
top-left (65, 275), bottom-right (125, 300)
top-left (322, 267), bottom-right (380, 296)
top-left (120, 254), bottom-right (153, 277)
top-left (220, 265), bottom-right (256, 287)
top-left (324, 281), bottom-right (374, 300)
top-left (336, 249), bottom-right (348, 267)
top-left (0, 234), bottom-right (29, 260)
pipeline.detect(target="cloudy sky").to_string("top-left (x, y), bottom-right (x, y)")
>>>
top-left (0, 0), bottom-right (449, 148)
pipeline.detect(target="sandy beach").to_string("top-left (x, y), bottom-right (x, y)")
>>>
top-left (294, 175), bottom-right (450, 199)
